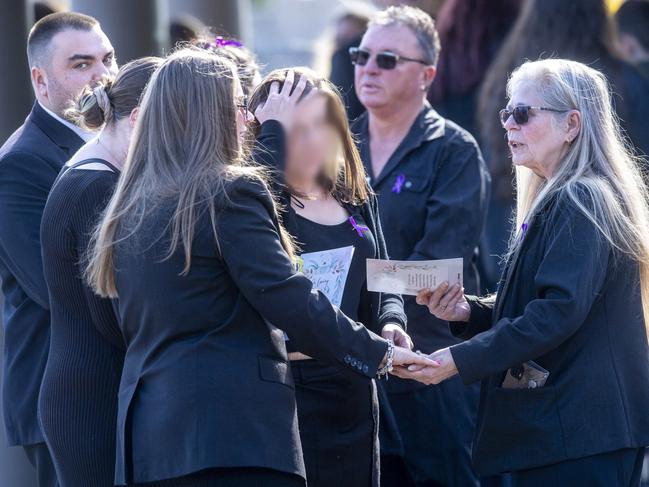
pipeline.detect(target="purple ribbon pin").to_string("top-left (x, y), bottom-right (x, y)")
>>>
top-left (392, 173), bottom-right (406, 194)
top-left (214, 36), bottom-right (243, 48)
top-left (521, 222), bottom-right (528, 239)
top-left (349, 216), bottom-right (369, 237)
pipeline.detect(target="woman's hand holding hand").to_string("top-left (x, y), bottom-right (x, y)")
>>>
top-left (381, 323), bottom-right (413, 350)
top-left (390, 347), bottom-right (440, 369)
top-left (253, 70), bottom-right (317, 130)
top-left (390, 347), bottom-right (458, 385)
top-left (416, 282), bottom-right (470, 322)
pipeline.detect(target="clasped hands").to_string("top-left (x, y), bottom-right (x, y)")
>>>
top-left (382, 281), bottom-right (469, 384)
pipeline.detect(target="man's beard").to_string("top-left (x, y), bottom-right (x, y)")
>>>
top-left (47, 77), bottom-right (82, 121)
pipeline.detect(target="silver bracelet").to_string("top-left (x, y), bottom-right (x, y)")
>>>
top-left (377, 339), bottom-right (394, 378)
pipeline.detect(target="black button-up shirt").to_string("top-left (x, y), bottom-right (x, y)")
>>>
top-left (353, 104), bottom-right (491, 361)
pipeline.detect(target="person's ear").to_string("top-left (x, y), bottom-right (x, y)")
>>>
top-left (31, 66), bottom-right (48, 100)
top-left (129, 107), bottom-right (139, 128)
top-left (421, 65), bottom-right (437, 91)
top-left (565, 110), bottom-right (581, 144)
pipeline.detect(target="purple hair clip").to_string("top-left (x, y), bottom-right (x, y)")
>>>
top-left (392, 173), bottom-right (406, 194)
top-left (214, 36), bottom-right (243, 48)
top-left (349, 216), bottom-right (369, 237)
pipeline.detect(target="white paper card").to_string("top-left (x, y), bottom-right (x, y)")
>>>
top-left (366, 258), bottom-right (463, 296)
top-left (298, 245), bottom-right (355, 307)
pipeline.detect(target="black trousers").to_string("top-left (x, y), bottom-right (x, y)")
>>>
top-left (129, 467), bottom-right (305, 487)
top-left (510, 448), bottom-right (645, 487)
top-left (23, 442), bottom-right (59, 487)
top-left (381, 376), bottom-right (481, 487)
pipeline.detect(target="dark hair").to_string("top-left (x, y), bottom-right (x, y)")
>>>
top-left (249, 67), bottom-right (370, 205)
top-left (477, 0), bottom-right (619, 201)
top-left (192, 36), bottom-right (261, 96)
top-left (27, 11), bottom-right (99, 67)
top-left (66, 57), bottom-right (163, 131)
top-left (615, 0), bottom-right (649, 52)
top-left (428, 0), bottom-right (522, 103)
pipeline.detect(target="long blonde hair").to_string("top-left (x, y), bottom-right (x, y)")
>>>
top-left (86, 48), bottom-right (290, 298)
top-left (507, 59), bottom-right (649, 335)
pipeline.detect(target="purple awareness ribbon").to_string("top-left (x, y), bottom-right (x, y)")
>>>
top-left (520, 222), bottom-right (529, 239)
top-left (349, 216), bottom-right (369, 237)
top-left (214, 36), bottom-right (243, 48)
top-left (392, 173), bottom-right (406, 194)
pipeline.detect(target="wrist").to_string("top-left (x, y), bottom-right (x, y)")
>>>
top-left (377, 339), bottom-right (394, 377)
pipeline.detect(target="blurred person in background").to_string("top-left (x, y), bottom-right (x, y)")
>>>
top-left (428, 0), bottom-right (522, 138)
top-left (0, 12), bottom-right (116, 487)
top-left (351, 5), bottom-right (490, 486)
top-left (194, 35), bottom-right (262, 96)
top-left (329, 1), bottom-right (376, 121)
top-left (39, 57), bottom-right (161, 487)
top-left (615, 0), bottom-right (649, 79)
top-left (250, 67), bottom-right (410, 487)
top-left (405, 58), bottom-right (649, 487)
top-left (478, 0), bottom-right (649, 291)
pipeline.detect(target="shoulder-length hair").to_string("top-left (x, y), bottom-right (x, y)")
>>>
top-left (248, 67), bottom-right (370, 206)
top-left (507, 59), bottom-right (649, 335)
top-left (86, 47), bottom-right (290, 298)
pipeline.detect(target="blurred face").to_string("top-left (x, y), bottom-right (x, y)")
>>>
top-left (504, 81), bottom-right (579, 178)
top-left (354, 24), bottom-right (435, 112)
top-left (235, 81), bottom-right (253, 145)
top-left (285, 94), bottom-right (337, 186)
top-left (32, 27), bottom-right (117, 117)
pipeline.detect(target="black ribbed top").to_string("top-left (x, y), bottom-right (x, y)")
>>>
top-left (39, 160), bottom-right (124, 487)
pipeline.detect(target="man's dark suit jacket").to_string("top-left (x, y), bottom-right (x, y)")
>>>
top-left (0, 102), bottom-right (84, 445)
top-left (450, 189), bottom-right (649, 475)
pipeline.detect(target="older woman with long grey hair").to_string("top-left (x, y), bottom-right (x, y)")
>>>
top-left (397, 58), bottom-right (649, 485)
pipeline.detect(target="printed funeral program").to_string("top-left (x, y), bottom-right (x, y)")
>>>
top-left (366, 258), bottom-right (463, 296)
top-left (297, 245), bottom-right (355, 307)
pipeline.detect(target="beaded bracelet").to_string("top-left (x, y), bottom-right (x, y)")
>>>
top-left (377, 339), bottom-right (395, 378)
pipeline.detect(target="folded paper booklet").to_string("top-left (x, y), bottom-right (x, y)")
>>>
top-left (297, 245), bottom-right (355, 307)
top-left (366, 258), bottom-right (463, 295)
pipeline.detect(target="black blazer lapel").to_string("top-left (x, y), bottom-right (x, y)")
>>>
top-left (29, 102), bottom-right (85, 157)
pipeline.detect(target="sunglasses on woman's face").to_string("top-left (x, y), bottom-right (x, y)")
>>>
top-left (349, 47), bottom-right (428, 70)
top-left (499, 105), bottom-right (567, 126)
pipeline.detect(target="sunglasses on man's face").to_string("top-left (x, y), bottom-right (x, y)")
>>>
top-left (499, 105), bottom-right (567, 126)
top-left (349, 47), bottom-right (428, 70)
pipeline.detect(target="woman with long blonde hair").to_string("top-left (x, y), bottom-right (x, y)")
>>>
top-left (401, 59), bottom-right (649, 485)
top-left (249, 67), bottom-right (409, 487)
top-left (86, 49), bottom-right (431, 486)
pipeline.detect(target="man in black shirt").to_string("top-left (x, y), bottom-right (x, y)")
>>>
top-left (0, 12), bottom-right (116, 486)
top-left (351, 6), bottom-right (490, 486)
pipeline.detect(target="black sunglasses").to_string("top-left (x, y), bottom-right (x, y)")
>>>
top-left (349, 47), bottom-right (428, 70)
top-left (499, 105), bottom-right (568, 126)
top-left (236, 95), bottom-right (248, 114)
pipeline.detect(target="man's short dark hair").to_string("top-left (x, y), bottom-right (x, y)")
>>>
top-left (27, 11), bottom-right (99, 67)
top-left (615, 0), bottom-right (649, 52)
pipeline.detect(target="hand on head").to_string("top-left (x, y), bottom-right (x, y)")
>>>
top-left (416, 282), bottom-right (470, 322)
top-left (253, 70), bottom-right (318, 131)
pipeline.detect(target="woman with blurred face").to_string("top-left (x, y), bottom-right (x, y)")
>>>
top-left (402, 59), bottom-right (649, 485)
top-left (250, 68), bottom-right (411, 487)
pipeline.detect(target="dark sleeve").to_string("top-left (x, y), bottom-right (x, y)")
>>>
top-left (408, 133), bottom-right (489, 261)
top-left (450, 198), bottom-right (609, 385)
top-left (252, 120), bottom-right (287, 195)
top-left (218, 177), bottom-right (388, 378)
top-left (0, 152), bottom-right (58, 309)
top-left (72, 175), bottom-right (125, 350)
top-left (368, 195), bottom-right (407, 329)
top-left (448, 294), bottom-right (494, 340)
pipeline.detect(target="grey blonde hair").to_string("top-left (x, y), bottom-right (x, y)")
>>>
top-left (507, 59), bottom-right (649, 335)
top-left (86, 47), bottom-right (291, 298)
top-left (369, 5), bottom-right (440, 66)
